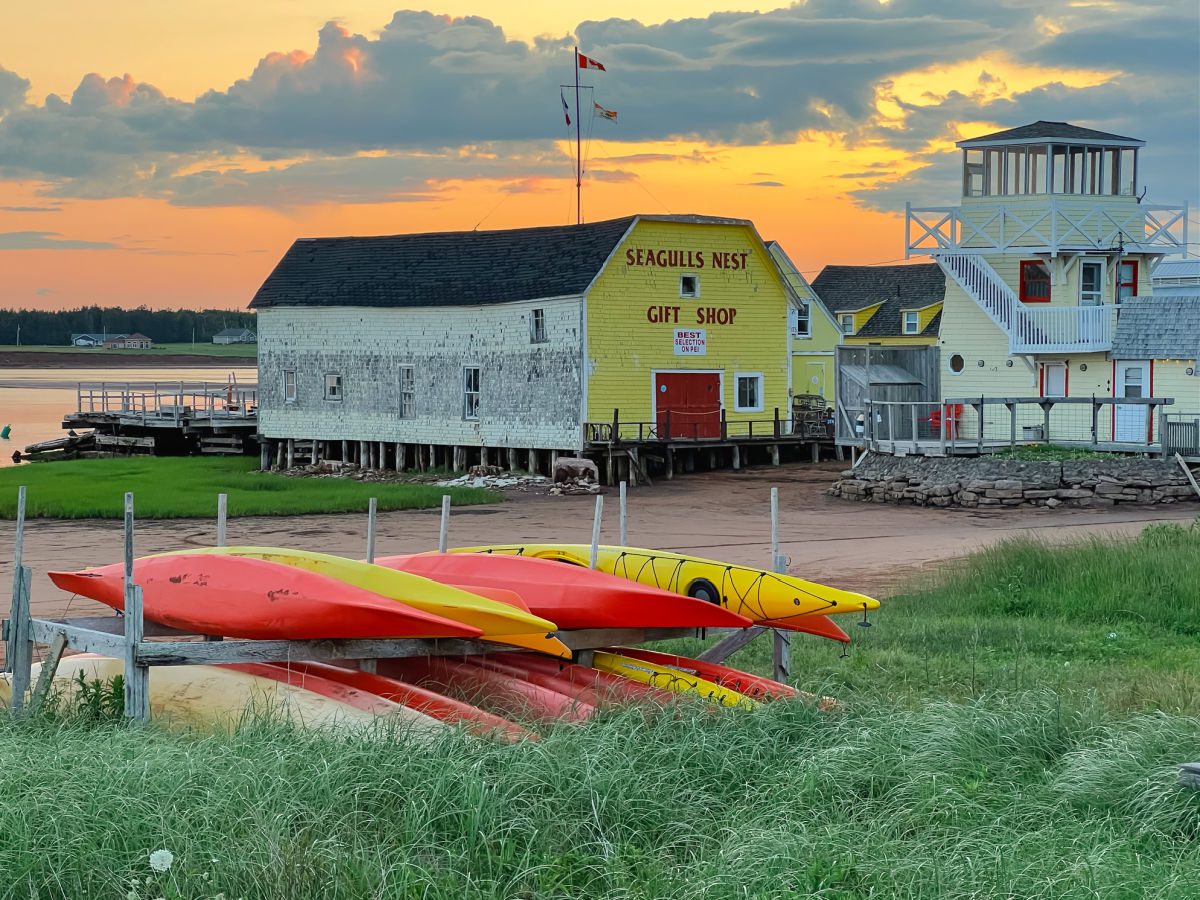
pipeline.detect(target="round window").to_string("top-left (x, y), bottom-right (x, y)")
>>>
top-left (949, 354), bottom-right (965, 373)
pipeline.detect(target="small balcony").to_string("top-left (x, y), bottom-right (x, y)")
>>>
top-left (905, 198), bottom-right (1188, 257)
top-left (1011, 303), bottom-right (1115, 354)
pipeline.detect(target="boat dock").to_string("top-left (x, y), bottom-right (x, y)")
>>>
top-left (33, 380), bottom-right (260, 459)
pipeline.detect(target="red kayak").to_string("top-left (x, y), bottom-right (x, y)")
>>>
top-left (374, 553), bottom-right (754, 630)
top-left (763, 614), bottom-right (850, 643)
top-left (48, 556), bottom-right (482, 641)
top-left (377, 656), bottom-right (596, 723)
top-left (262, 661), bottom-right (536, 743)
top-left (481, 652), bottom-right (674, 705)
top-left (609, 647), bottom-right (799, 701)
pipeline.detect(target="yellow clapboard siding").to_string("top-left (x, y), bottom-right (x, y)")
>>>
top-left (585, 220), bottom-right (792, 425)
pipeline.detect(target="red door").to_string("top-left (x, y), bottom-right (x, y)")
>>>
top-left (655, 372), bottom-right (721, 439)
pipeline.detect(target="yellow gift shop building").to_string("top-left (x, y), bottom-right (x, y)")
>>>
top-left (252, 213), bottom-right (834, 476)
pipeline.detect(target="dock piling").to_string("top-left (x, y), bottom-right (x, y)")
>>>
top-left (216, 493), bottom-right (227, 547)
top-left (366, 498), bottom-right (378, 564)
top-left (438, 495), bottom-right (451, 553)
top-left (589, 495), bottom-right (604, 569)
top-left (619, 481), bottom-right (628, 546)
top-left (770, 487), bottom-right (791, 683)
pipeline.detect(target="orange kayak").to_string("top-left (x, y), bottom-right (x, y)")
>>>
top-left (261, 661), bottom-right (536, 743)
top-left (374, 553), bottom-right (754, 630)
top-left (377, 656), bottom-right (596, 724)
top-left (480, 652), bottom-right (674, 706)
top-left (48, 556), bottom-right (482, 641)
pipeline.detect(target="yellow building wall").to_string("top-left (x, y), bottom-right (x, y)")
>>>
top-left (776, 254), bottom-right (841, 403)
top-left (850, 303), bottom-right (883, 333)
top-left (910, 303), bottom-right (942, 332)
top-left (585, 219), bottom-right (791, 426)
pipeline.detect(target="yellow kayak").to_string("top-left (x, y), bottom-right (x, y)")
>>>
top-left (1, 655), bottom-right (445, 741)
top-left (451, 544), bottom-right (879, 624)
top-left (156, 547), bottom-right (566, 656)
top-left (590, 651), bottom-right (758, 710)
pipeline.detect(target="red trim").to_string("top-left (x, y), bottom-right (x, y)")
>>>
top-left (1038, 365), bottom-right (1044, 396)
top-left (1110, 360), bottom-right (1116, 438)
top-left (1117, 259), bottom-right (1139, 302)
top-left (1065, 364), bottom-right (1070, 397)
top-left (1149, 360), bottom-right (1155, 442)
top-left (1019, 260), bottom-right (1052, 303)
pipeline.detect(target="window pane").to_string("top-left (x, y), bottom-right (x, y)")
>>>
top-left (964, 149), bottom-right (984, 196)
top-left (1021, 261), bottom-right (1052, 302)
top-left (1028, 146), bottom-right (1047, 193)
top-left (1119, 149), bottom-right (1136, 195)
top-left (986, 149), bottom-right (1003, 195)
top-left (1068, 147), bottom-right (1085, 193)
top-left (1051, 145), bottom-right (1068, 193)
top-left (1007, 148), bottom-right (1025, 194)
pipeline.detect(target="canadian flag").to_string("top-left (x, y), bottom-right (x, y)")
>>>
top-left (578, 52), bottom-right (606, 72)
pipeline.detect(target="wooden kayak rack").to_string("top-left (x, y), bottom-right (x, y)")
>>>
top-left (3, 485), bottom-right (793, 724)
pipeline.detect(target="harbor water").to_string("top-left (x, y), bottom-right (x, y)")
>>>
top-left (0, 366), bottom-right (257, 467)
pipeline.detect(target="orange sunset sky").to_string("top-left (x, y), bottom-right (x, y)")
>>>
top-left (0, 1), bottom-right (1196, 311)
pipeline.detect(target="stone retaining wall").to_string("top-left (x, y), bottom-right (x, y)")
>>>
top-left (831, 455), bottom-right (1200, 509)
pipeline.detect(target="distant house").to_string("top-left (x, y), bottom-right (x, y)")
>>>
top-left (71, 332), bottom-right (126, 347)
top-left (213, 327), bottom-right (257, 345)
top-left (103, 333), bottom-right (153, 349)
top-left (812, 264), bottom-right (944, 345)
top-left (1151, 260), bottom-right (1200, 297)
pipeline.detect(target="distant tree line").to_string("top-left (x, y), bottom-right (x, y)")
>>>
top-left (0, 307), bottom-right (257, 345)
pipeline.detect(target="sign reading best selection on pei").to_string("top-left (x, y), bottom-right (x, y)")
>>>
top-left (630, 245), bottom-right (741, 358)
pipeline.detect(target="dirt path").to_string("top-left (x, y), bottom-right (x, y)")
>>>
top-left (5, 462), bottom-right (1195, 623)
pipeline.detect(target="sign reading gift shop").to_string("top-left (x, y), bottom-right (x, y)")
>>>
top-left (673, 329), bottom-right (707, 355)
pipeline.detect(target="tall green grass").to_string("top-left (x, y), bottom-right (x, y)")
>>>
top-left (0, 697), bottom-right (1196, 899)
top-left (2, 531), bottom-right (1199, 897)
top-left (0, 457), bottom-right (497, 519)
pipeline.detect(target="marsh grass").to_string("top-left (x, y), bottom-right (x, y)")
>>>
top-left (2, 532), bottom-right (1199, 898)
top-left (0, 457), bottom-right (498, 519)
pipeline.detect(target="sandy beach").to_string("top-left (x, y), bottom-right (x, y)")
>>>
top-left (7, 462), bottom-right (1195, 625)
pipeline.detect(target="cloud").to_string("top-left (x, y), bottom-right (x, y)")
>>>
top-left (0, 205), bottom-right (62, 212)
top-left (746, 180), bottom-right (784, 187)
top-left (0, 231), bottom-right (118, 250)
top-left (0, 2), bottom-right (1192, 210)
top-left (35, 287), bottom-right (55, 296)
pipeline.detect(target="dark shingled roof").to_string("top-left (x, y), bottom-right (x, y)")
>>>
top-left (1112, 295), bottom-right (1200, 360)
top-left (250, 216), bottom-right (638, 309)
top-left (958, 121), bottom-right (1143, 147)
top-left (812, 263), bottom-right (945, 338)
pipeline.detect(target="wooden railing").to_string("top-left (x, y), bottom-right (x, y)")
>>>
top-left (585, 407), bottom-right (824, 444)
top-left (905, 200), bottom-right (1188, 256)
top-left (857, 396), bottom-right (1177, 455)
top-left (75, 381), bottom-right (258, 424)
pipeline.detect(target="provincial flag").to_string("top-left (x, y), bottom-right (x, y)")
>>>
top-left (578, 52), bottom-right (606, 71)
top-left (593, 102), bottom-right (618, 122)
top-left (561, 89), bottom-right (571, 125)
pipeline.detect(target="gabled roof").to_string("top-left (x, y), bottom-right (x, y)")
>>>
top-left (1152, 260), bottom-right (1200, 282)
top-left (251, 217), bottom-right (636, 309)
top-left (763, 241), bottom-right (838, 325)
top-left (214, 327), bottom-right (256, 337)
top-left (1112, 296), bottom-right (1200, 360)
top-left (958, 121), bottom-right (1143, 148)
top-left (811, 263), bottom-right (945, 338)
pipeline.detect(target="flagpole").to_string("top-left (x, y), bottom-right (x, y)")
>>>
top-left (574, 45), bottom-right (582, 225)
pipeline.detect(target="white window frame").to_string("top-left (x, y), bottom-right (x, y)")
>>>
top-left (902, 311), bottom-right (920, 335)
top-left (398, 365), bottom-right (415, 418)
top-left (1079, 259), bottom-right (1105, 306)
top-left (1041, 361), bottom-right (1068, 398)
top-left (790, 301), bottom-right (811, 338)
top-left (839, 313), bottom-right (854, 335)
top-left (680, 273), bottom-right (700, 299)
top-left (283, 369), bottom-right (297, 404)
top-left (463, 366), bottom-right (481, 420)
top-left (529, 308), bottom-right (547, 344)
top-left (324, 373), bottom-right (343, 402)
top-left (733, 372), bottom-right (764, 413)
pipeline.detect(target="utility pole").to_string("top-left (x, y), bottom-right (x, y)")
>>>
top-left (574, 45), bottom-right (582, 225)
top-left (15, 323), bottom-right (19, 347)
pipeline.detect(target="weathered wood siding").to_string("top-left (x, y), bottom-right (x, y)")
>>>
top-left (257, 299), bottom-right (583, 449)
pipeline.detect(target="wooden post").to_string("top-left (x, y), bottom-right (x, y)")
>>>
top-left (507, 447), bottom-right (518, 472)
top-left (312, 439), bottom-right (320, 466)
top-left (589, 495), bottom-right (604, 569)
top-left (341, 439), bottom-right (348, 463)
top-left (770, 487), bottom-right (791, 683)
top-left (275, 440), bottom-right (285, 468)
top-left (1008, 402), bottom-right (1016, 450)
top-left (259, 443), bottom-right (270, 470)
top-left (731, 444), bottom-right (741, 470)
top-left (123, 493), bottom-right (149, 722)
top-left (773, 407), bottom-right (781, 437)
top-left (7, 486), bottom-right (30, 711)
top-left (1042, 401), bottom-right (1052, 445)
top-left (910, 403), bottom-right (919, 453)
top-left (605, 450), bottom-right (616, 486)
top-left (770, 444), bottom-right (780, 466)
top-left (720, 408), bottom-right (728, 440)
top-left (286, 438), bottom-right (295, 469)
top-left (527, 448), bottom-right (538, 476)
top-left (611, 408), bottom-right (620, 443)
top-left (216, 493), bottom-right (227, 547)
top-left (1175, 454), bottom-right (1200, 500)
top-left (379, 441), bottom-right (386, 469)
top-left (1159, 407), bottom-right (1168, 457)
top-left (397, 443), bottom-right (407, 471)
top-left (28, 632), bottom-right (67, 714)
top-left (810, 442), bottom-right (819, 464)
top-left (438, 495), bottom-right (451, 553)
top-left (619, 481), bottom-right (628, 546)
top-left (6, 483), bottom-right (26, 671)
top-left (366, 497), bottom-right (377, 564)
top-left (665, 446), bottom-right (675, 480)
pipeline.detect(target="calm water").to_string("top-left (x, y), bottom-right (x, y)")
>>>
top-left (0, 366), bottom-right (257, 466)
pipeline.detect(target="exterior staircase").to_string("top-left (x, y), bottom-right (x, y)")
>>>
top-left (936, 253), bottom-right (1113, 354)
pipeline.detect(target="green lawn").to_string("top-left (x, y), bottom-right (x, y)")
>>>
top-left (0, 342), bottom-right (255, 358)
top-left (1, 529), bottom-right (1198, 898)
top-left (0, 456), bottom-right (496, 519)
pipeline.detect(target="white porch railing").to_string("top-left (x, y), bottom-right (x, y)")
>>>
top-left (905, 200), bottom-right (1189, 256)
top-left (939, 253), bottom-right (1114, 353)
top-left (1011, 304), bottom-right (1114, 354)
